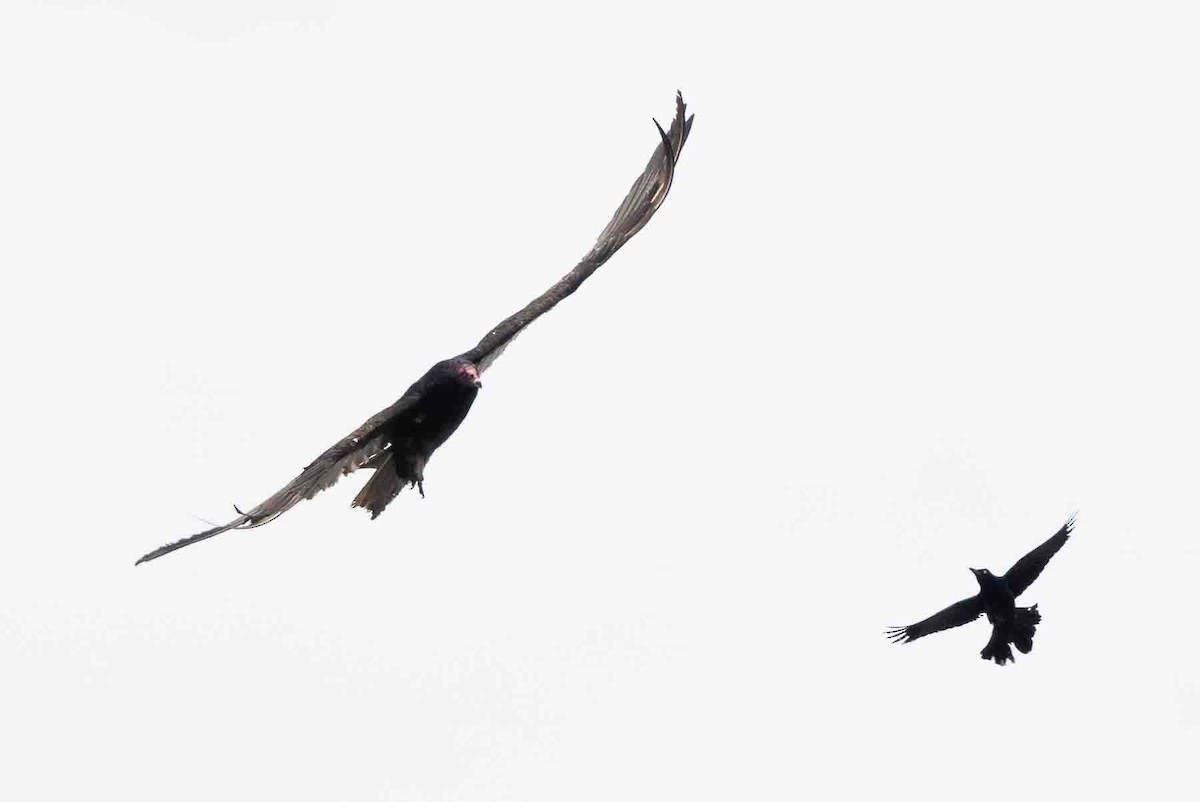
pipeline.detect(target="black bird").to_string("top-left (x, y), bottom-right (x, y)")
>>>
top-left (135, 93), bottom-right (693, 565)
top-left (886, 513), bottom-right (1077, 665)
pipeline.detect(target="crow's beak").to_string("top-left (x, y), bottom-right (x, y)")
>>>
top-left (474, 379), bottom-right (483, 389)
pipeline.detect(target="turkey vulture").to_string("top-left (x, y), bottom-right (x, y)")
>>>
top-left (136, 93), bottom-right (693, 565)
top-left (885, 512), bottom-right (1077, 665)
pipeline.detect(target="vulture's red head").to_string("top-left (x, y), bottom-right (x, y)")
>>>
top-left (454, 360), bottom-right (482, 389)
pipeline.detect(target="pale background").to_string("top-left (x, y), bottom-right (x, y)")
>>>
top-left (2, 2), bottom-right (1197, 799)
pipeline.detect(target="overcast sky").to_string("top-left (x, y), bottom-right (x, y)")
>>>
top-left (2, 2), bottom-right (1197, 799)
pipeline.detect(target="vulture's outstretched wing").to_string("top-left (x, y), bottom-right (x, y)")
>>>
top-left (1003, 512), bottom-right (1077, 597)
top-left (137, 93), bottom-right (694, 565)
top-left (458, 92), bottom-right (694, 374)
top-left (886, 596), bottom-right (985, 644)
top-left (135, 393), bottom-right (421, 565)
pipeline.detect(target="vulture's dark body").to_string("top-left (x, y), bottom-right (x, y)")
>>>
top-left (352, 363), bottom-right (480, 518)
top-left (391, 368), bottom-right (479, 464)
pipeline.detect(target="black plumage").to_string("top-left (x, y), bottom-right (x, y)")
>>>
top-left (885, 513), bottom-right (1077, 665)
top-left (136, 93), bottom-right (693, 565)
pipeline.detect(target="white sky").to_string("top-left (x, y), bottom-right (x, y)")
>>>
top-left (2, 2), bottom-right (1197, 799)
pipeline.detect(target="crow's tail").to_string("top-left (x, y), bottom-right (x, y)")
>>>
top-left (980, 605), bottom-right (1041, 666)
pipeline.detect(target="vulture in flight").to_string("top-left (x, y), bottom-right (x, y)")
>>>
top-left (136, 93), bottom-right (693, 565)
top-left (885, 513), bottom-right (1077, 665)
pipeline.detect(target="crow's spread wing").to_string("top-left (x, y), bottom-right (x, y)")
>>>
top-left (458, 92), bottom-right (693, 374)
top-left (135, 393), bottom-right (422, 565)
top-left (1003, 512), bottom-right (1077, 597)
top-left (886, 595), bottom-right (985, 644)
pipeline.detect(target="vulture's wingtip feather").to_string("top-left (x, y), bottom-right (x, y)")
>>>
top-left (652, 117), bottom-right (674, 164)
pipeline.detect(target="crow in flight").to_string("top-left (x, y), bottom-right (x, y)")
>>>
top-left (136, 93), bottom-right (693, 565)
top-left (886, 513), bottom-right (1077, 665)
